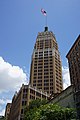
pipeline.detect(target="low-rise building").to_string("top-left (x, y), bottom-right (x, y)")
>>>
top-left (49, 85), bottom-right (75, 108)
top-left (5, 103), bottom-right (11, 120)
top-left (9, 84), bottom-right (49, 120)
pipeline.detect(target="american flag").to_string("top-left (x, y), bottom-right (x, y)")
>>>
top-left (41, 8), bottom-right (47, 16)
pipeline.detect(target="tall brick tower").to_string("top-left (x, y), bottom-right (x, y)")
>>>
top-left (30, 27), bottom-right (63, 95)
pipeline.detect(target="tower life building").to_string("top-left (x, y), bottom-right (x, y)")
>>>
top-left (30, 27), bottom-right (63, 95)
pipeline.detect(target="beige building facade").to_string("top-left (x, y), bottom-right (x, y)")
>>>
top-left (9, 84), bottom-right (49, 120)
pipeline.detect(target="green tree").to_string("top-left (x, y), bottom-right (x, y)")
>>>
top-left (24, 99), bottom-right (47, 120)
top-left (24, 100), bottom-right (76, 120)
top-left (39, 104), bottom-right (76, 120)
top-left (28, 99), bottom-right (47, 110)
top-left (0, 116), bottom-right (5, 120)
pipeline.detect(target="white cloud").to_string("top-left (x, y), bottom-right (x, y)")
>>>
top-left (62, 66), bottom-right (71, 89)
top-left (0, 99), bottom-right (5, 105)
top-left (0, 57), bottom-right (28, 93)
top-left (0, 98), bottom-right (11, 106)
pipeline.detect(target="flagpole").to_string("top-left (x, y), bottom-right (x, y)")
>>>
top-left (41, 8), bottom-right (47, 29)
top-left (46, 15), bottom-right (47, 27)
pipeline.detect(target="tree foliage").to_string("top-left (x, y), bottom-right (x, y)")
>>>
top-left (24, 100), bottom-right (76, 120)
top-left (28, 99), bottom-right (47, 110)
top-left (0, 116), bottom-right (5, 120)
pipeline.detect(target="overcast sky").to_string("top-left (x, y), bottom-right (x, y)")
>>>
top-left (0, 0), bottom-right (80, 116)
